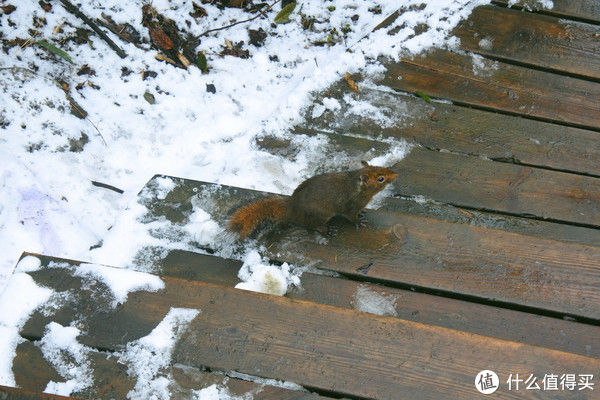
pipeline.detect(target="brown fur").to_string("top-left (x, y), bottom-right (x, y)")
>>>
top-left (229, 162), bottom-right (398, 238)
top-left (229, 197), bottom-right (288, 238)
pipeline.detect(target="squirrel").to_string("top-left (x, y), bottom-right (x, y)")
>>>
top-left (229, 161), bottom-right (398, 238)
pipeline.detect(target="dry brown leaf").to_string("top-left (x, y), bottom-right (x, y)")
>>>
top-left (149, 27), bottom-right (174, 50)
top-left (345, 72), bottom-right (359, 93)
top-left (225, 38), bottom-right (233, 49)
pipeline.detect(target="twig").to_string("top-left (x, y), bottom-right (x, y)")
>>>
top-left (58, 0), bottom-right (127, 59)
top-left (199, 0), bottom-right (282, 37)
top-left (91, 180), bottom-right (124, 194)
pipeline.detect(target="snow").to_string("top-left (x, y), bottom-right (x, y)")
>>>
top-left (121, 307), bottom-right (200, 400)
top-left (40, 323), bottom-right (94, 397)
top-left (192, 384), bottom-right (249, 400)
top-left (226, 370), bottom-right (306, 392)
top-left (14, 255), bottom-right (42, 273)
top-left (0, 272), bottom-right (54, 386)
top-left (508, 0), bottom-right (554, 10)
top-left (235, 250), bottom-right (301, 296)
top-left (74, 263), bottom-right (165, 307)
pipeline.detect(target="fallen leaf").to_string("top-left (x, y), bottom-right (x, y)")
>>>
top-left (274, 2), bottom-right (296, 24)
top-left (345, 72), bottom-right (359, 93)
top-left (196, 52), bottom-right (208, 73)
top-left (415, 90), bottom-right (432, 103)
top-left (37, 40), bottom-right (73, 64)
top-left (149, 27), bottom-right (174, 50)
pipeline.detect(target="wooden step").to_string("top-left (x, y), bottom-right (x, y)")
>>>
top-left (299, 81), bottom-right (600, 177)
top-left (379, 48), bottom-right (600, 131)
top-left (453, 5), bottom-right (600, 80)
top-left (8, 257), bottom-right (599, 400)
top-left (0, 385), bottom-right (79, 400)
top-left (152, 250), bottom-right (599, 358)
top-left (137, 176), bottom-right (600, 321)
top-left (493, 0), bottom-right (600, 24)
top-left (13, 339), bottom-right (328, 400)
top-left (394, 147), bottom-right (600, 228)
top-left (9, 256), bottom-right (331, 399)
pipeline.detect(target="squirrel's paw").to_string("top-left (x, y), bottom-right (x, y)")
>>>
top-left (355, 211), bottom-right (368, 228)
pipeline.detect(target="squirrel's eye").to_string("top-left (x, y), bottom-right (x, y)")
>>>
top-left (378, 176), bottom-right (385, 183)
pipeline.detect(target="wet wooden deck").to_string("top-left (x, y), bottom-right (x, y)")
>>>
top-left (5, 2), bottom-right (600, 399)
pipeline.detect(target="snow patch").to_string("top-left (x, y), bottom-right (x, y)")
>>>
top-left (14, 255), bottom-right (42, 273)
top-left (235, 251), bottom-right (301, 296)
top-left (192, 384), bottom-right (249, 400)
top-left (508, 0), bottom-right (553, 10)
top-left (74, 263), bottom-right (165, 307)
top-left (153, 177), bottom-right (177, 200)
top-left (0, 273), bottom-right (53, 386)
top-left (184, 206), bottom-right (223, 246)
top-left (227, 371), bottom-right (306, 392)
top-left (122, 308), bottom-right (200, 400)
top-left (41, 323), bottom-right (94, 397)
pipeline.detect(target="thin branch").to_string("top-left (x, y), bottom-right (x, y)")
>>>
top-left (199, 0), bottom-right (281, 37)
top-left (58, 0), bottom-right (127, 59)
top-left (91, 180), bottom-right (124, 194)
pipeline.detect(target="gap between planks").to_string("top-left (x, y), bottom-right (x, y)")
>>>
top-left (136, 176), bottom-right (600, 322)
top-left (13, 260), bottom-right (600, 400)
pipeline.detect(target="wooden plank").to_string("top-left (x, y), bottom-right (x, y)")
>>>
top-left (12, 341), bottom-right (63, 394)
top-left (394, 147), bottom-right (600, 227)
top-left (379, 197), bottom-right (600, 247)
top-left (12, 334), bottom-right (327, 400)
top-left (380, 48), bottom-right (600, 130)
top-left (493, 0), bottom-right (600, 24)
top-left (137, 177), bottom-right (600, 320)
top-left (299, 82), bottom-right (600, 177)
top-left (452, 5), bottom-right (600, 80)
top-left (158, 250), bottom-right (600, 358)
top-left (0, 386), bottom-right (79, 400)
top-left (13, 261), bottom-right (600, 400)
top-left (260, 128), bottom-right (600, 227)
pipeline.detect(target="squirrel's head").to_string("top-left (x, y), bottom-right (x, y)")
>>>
top-left (359, 160), bottom-right (398, 193)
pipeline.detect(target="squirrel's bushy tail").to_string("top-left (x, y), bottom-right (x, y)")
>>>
top-left (229, 197), bottom-right (287, 238)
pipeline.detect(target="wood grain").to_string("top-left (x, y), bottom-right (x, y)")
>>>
top-left (13, 261), bottom-right (600, 400)
top-left (453, 5), bottom-right (600, 80)
top-left (300, 80), bottom-right (600, 177)
top-left (393, 147), bottom-right (600, 227)
top-left (157, 249), bottom-right (600, 358)
top-left (137, 177), bottom-right (600, 320)
top-left (12, 332), bottom-right (327, 400)
top-left (493, 0), bottom-right (600, 24)
top-left (379, 197), bottom-right (600, 247)
top-left (380, 48), bottom-right (600, 130)
top-left (0, 386), bottom-right (79, 400)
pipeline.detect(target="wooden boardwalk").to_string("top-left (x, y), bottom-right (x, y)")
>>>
top-left (4, 2), bottom-right (600, 399)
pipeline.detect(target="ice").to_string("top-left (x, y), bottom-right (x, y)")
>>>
top-left (352, 284), bottom-right (399, 317)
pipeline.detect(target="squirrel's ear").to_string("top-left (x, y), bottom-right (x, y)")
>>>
top-left (360, 174), bottom-right (369, 185)
top-left (361, 160), bottom-right (369, 167)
